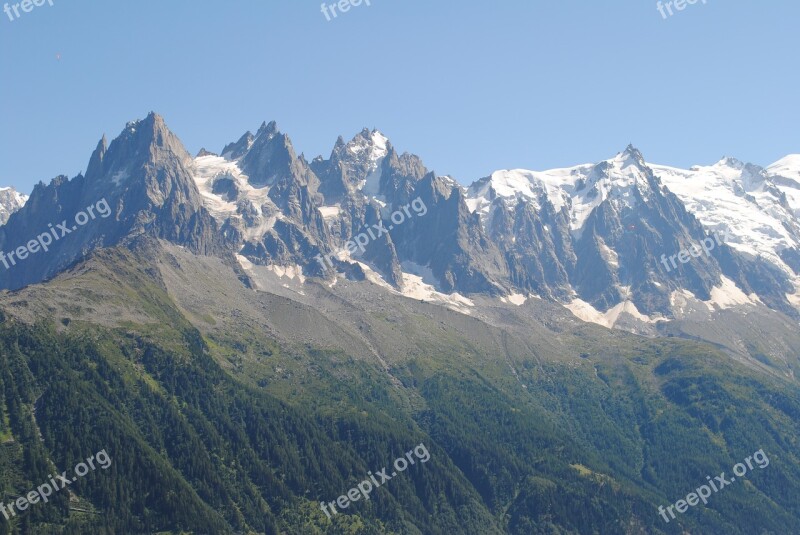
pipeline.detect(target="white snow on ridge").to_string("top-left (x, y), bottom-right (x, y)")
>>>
top-left (466, 150), bottom-right (800, 265)
top-left (350, 130), bottom-right (389, 197)
top-left (0, 187), bottom-right (28, 205)
top-left (767, 154), bottom-right (800, 182)
top-left (348, 130), bottom-right (388, 162)
top-left (193, 155), bottom-right (279, 241)
top-left (650, 158), bottom-right (800, 276)
top-left (368, 131), bottom-right (389, 163)
top-left (0, 187), bottom-right (28, 225)
top-left (466, 149), bottom-right (655, 236)
top-left (766, 154), bottom-right (800, 216)
top-left (466, 166), bottom-right (585, 219)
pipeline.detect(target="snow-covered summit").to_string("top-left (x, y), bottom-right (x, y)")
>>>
top-left (341, 128), bottom-right (390, 195)
top-left (466, 145), bottom-right (656, 233)
top-left (650, 156), bottom-right (800, 277)
top-left (0, 186), bottom-right (28, 225)
top-left (765, 154), bottom-right (800, 216)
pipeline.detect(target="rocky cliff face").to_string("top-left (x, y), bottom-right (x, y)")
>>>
top-left (0, 113), bottom-right (226, 291)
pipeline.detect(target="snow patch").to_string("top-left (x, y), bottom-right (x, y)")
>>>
top-left (669, 289), bottom-right (711, 317)
top-left (767, 154), bottom-right (800, 182)
top-left (323, 258), bottom-right (475, 316)
top-left (599, 240), bottom-right (619, 269)
top-left (399, 272), bottom-right (474, 311)
top-left (505, 293), bottom-right (528, 306)
top-left (266, 264), bottom-right (306, 283)
top-left (564, 299), bottom-right (611, 327)
top-left (787, 288), bottom-right (800, 308)
top-left (706, 276), bottom-right (759, 309)
top-left (319, 206), bottom-right (341, 220)
top-left (235, 254), bottom-right (307, 293)
top-left (194, 155), bottom-right (278, 240)
top-left (565, 298), bottom-right (663, 328)
top-left (766, 154), bottom-right (800, 215)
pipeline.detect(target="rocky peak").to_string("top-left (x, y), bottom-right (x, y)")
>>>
top-left (221, 131), bottom-right (255, 160)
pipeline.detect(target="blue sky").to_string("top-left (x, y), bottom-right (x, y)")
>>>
top-left (1, 0), bottom-right (798, 194)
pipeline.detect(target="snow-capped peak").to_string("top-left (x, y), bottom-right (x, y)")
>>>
top-left (0, 186), bottom-right (28, 225)
top-left (765, 154), bottom-right (800, 216)
top-left (346, 128), bottom-right (389, 163)
top-left (604, 145), bottom-right (652, 188)
top-left (767, 154), bottom-right (800, 182)
top-left (618, 144), bottom-right (646, 166)
top-left (337, 128), bottom-right (391, 195)
top-left (466, 146), bottom-right (654, 232)
top-left (650, 157), bottom-right (800, 276)
top-left (716, 156), bottom-right (745, 169)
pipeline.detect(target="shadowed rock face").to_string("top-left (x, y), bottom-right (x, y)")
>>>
top-left (0, 113), bottom-right (227, 291)
top-left (211, 120), bottom-right (508, 292)
top-left (469, 146), bottom-right (799, 319)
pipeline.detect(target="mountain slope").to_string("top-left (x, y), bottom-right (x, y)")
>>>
top-left (2, 238), bottom-right (800, 533)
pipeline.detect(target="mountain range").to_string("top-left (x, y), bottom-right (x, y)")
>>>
top-left (3, 113), bottom-right (800, 364)
top-left (1, 113), bottom-right (799, 534)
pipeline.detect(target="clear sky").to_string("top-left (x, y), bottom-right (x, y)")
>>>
top-left (1, 0), bottom-right (798, 194)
